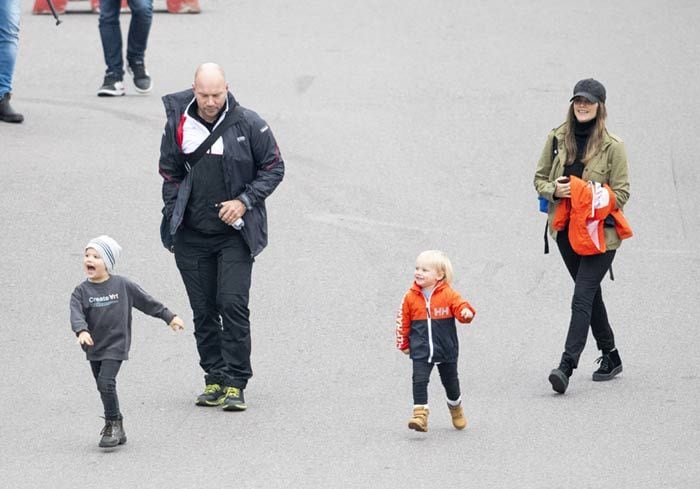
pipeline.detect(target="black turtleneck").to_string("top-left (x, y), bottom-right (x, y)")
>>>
top-left (564, 118), bottom-right (596, 179)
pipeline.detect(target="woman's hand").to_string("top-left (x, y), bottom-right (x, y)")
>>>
top-left (554, 177), bottom-right (571, 198)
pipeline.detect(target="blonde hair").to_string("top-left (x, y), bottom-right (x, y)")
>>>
top-left (416, 250), bottom-right (454, 285)
top-left (564, 102), bottom-right (608, 165)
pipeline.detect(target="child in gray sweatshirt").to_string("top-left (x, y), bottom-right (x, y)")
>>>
top-left (70, 235), bottom-right (184, 448)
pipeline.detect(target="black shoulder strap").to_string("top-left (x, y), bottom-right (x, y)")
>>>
top-left (185, 105), bottom-right (243, 169)
top-left (544, 134), bottom-right (558, 254)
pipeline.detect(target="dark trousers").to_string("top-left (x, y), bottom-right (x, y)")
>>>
top-left (175, 227), bottom-right (254, 389)
top-left (98, 0), bottom-right (153, 78)
top-left (556, 230), bottom-right (616, 368)
top-left (412, 360), bottom-right (461, 405)
top-left (90, 360), bottom-right (123, 420)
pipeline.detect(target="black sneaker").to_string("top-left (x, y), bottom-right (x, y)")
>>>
top-left (195, 383), bottom-right (225, 406)
top-left (0, 93), bottom-right (23, 123)
top-left (97, 75), bottom-right (125, 97)
top-left (593, 349), bottom-right (623, 381)
top-left (128, 61), bottom-right (152, 93)
top-left (99, 418), bottom-right (127, 448)
top-left (222, 386), bottom-right (247, 411)
top-left (548, 360), bottom-right (573, 394)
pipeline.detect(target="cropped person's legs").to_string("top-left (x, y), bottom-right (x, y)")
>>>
top-left (98, 0), bottom-right (124, 78)
top-left (0, 0), bottom-right (23, 123)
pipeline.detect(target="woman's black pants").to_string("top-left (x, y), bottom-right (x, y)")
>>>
top-left (556, 230), bottom-right (616, 369)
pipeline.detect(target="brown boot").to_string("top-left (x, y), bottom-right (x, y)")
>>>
top-left (408, 406), bottom-right (429, 432)
top-left (448, 403), bottom-right (467, 430)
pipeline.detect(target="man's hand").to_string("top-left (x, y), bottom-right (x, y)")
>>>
top-left (217, 199), bottom-right (247, 226)
top-left (77, 331), bottom-right (94, 346)
top-left (401, 348), bottom-right (410, 355)
top-left (169, 316), bottom-right (185, 331)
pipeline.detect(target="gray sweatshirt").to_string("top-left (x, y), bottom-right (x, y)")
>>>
top-left (70, 275), bottom-right (176, 361)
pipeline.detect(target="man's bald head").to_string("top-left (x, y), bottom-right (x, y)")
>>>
top-left (194, 63), bottom-right (226, 85)
top-left (192, 63), bottom-right (229, 123)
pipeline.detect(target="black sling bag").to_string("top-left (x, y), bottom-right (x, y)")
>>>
top-left (183, 104), bottom-right (242, 169)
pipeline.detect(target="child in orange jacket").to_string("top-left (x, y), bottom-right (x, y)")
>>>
top-left (396, 250), bottom-right (476, 432)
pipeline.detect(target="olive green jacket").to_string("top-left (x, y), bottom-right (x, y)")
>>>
top-left (534, 123), bottom-right (631, 250)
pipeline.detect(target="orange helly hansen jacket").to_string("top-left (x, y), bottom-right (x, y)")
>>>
top-left (396, 281), bottom-right (475, 363)
top-left (552, 176), bottom-right (633, 256)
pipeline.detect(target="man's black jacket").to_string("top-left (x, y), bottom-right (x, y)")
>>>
top-left (159, 89), bottom-right (284, 257)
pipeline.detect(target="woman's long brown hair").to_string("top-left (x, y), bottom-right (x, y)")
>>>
top-left (564, 102), bottom-right (608, 165)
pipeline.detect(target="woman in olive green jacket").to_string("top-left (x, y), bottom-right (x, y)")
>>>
top-left (533, 78), bottom-right (630, 394)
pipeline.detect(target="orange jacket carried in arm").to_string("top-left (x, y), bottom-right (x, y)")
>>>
top-left (395, 281), bottom-right (475, 363)
top-left (552, 176), bottom-right (633, 256)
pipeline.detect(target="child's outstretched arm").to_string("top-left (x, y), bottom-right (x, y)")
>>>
top-left (449, 290), bottom-right (476, 324)
top-left (126, 279), bottom-right (178, 327)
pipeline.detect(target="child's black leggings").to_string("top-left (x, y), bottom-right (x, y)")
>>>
top-left (412, 360), bottom-right (460, 405)
top-left (90, 360), bottom-right (123, 420)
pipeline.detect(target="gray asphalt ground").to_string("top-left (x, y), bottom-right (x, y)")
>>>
top-left (1, 1), bottom-right (699, 487)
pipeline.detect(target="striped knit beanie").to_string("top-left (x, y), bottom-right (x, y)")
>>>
top-left (85, 235), bottom-right (122, 273)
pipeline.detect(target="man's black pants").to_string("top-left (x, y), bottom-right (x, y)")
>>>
top-left (90, 359), bottom-right (123, 420)
top-left (412, 360), bottom-right (461, 405)
top-left (175, 227), bottom-right (254, 389)
top-left (556, 230), bottom-right (616, 369)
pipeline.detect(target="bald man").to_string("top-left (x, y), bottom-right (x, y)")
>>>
top-left (159, 63), bottom-right (285, 411)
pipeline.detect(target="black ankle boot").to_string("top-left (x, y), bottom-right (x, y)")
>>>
top-left (548, 359), bottom-right (573, 394)
top-left (0, 93), bottom-right (24, 123)
top-left (99, 418), bottom-right (127, 448)
top-left (593, 349), bottom-right (622, 381)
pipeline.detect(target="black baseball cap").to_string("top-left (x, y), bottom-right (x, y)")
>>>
top-left (570, 78), bottom-right (606, 104)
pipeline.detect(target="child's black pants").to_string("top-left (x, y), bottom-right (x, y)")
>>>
top-left (90, 359), bottom-right (123, 420)
top-left (412, 360), bottom-right (460, 405)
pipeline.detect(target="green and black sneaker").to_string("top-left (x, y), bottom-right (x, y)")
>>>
top-left (222, 386), bottom-right (247, 411)
top-left (195, 384), bottom-right (225, 406)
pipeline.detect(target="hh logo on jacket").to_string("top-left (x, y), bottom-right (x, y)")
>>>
top-left (433, 306), bottom-right (450, 317)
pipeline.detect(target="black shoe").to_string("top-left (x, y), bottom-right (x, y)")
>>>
top-left (99, 418), bottom-right (127, 448)
top-left (0, 93), bottom-right (24, 123)
top-left (548, 361), bottom-right (573, 394)
top-left (128, 61), bottom-right (152, 93)
top-left (222, 386), bottom-right (247, 411)
top-left (195, 383), bottom-right (225, 406)
top-left (97, 74), bottom-right (125, 97)
top-left (593, 349), bottom-right (623, 381)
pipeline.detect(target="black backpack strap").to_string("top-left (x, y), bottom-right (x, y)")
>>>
top-left (608, 264), bottom-right (615, 281)
top-left (184, 104), bottom-right (243, 170)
